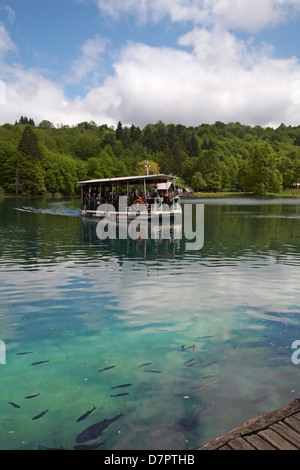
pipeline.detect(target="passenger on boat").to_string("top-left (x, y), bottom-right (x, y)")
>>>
top-left (150, 185), bottom-right (159, 206)
top-left (173, 186), bottom-right (180, 208)
top-left (134, 185), bottom-right (141, 198)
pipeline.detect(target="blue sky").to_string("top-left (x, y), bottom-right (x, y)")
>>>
top-left (1, 0), bottom-right (300, 128)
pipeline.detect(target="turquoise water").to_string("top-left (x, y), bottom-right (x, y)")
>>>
top-left (1, 196), bottom-right (300, 450)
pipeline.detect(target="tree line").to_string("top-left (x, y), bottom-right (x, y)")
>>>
top-left (1, 118), bottom-right (300, 196)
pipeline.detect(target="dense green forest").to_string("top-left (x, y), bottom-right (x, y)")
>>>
top-left (1, 117), bottom-right (300, 196)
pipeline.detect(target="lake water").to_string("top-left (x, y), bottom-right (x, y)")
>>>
top-left (1, 196), bottom-right (300, 450)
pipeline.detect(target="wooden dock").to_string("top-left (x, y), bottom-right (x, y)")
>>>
top-left (199, 398), bottom-right (300, 450)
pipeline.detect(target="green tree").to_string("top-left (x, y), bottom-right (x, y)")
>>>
top-left (241, 142), bottom-right (283, 195)
top-left (18, 125), bottom-right (41, 160)
top-left (116, 121), bottom-right (123, 140)
top-left (191, 172), bottom-right (207, 191)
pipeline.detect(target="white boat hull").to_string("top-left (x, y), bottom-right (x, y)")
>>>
top-left (80, 206), bottom-right (182, 220)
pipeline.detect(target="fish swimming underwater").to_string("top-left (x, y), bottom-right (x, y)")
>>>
top-left (38, 445), bottom-right (65, 450)
top-left (181, 345), bottom-right (195, 351)
top-left (76, 413), bottom-right (123, 443)
top-left (98, 366), bottom-right (115, 373)
top-left (8, 402), bottom-right (20, 408)
top-left (110, 393), bottom-right (129, 397)
top-left (25, 393), bottom-right (40, 399)
top-left (73, 441), bottom-right (106, 450)
top-left (111, 384), bottom-right (132, 389)
top-left (76, 406), bottom-right (96, 422)
top-left (31, 360), bottom-right (49, 366)
top-left (32, 410), bottom-right (48, 420)
top-left (178, 405), bottom-right (207, 430)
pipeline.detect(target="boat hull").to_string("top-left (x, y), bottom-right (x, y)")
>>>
top-left (80, 208), bottom-right (182, 220)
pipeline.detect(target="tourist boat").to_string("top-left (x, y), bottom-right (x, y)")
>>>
top-left (78, 174), bottom-right (182, 220)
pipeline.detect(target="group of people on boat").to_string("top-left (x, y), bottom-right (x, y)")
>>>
top-left (81, 184), bottom-right (180, 212)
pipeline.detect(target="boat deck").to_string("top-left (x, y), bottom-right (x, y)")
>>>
top-left (199, 398), bottom-right (300, 450)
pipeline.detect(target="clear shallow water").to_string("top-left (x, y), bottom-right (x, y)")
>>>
top-left (1, 196), bottom-right (300, 450)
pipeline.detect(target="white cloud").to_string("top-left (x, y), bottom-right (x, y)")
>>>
top-left (1, 5), bottom-right (15, 24)
top-left (0, 23), bottom-right (17, 59)
top-left (95, 0), bottom-right (300, 32)
top-left (1, 19), bottom-right (300, 129)
top-left (85, 30), bottom-right (300, 128)
top-left (66, 35), bottom-right (107, 86)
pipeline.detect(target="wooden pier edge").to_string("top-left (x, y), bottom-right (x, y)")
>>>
top-left (198, 398), bottom-right (300, 450)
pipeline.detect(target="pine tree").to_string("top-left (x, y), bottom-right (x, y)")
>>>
top-left (18, 125), bottom-right (41, 160)
top-left (116, 121), bottom-right (123, 140)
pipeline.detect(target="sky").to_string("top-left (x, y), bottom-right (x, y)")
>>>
top-left (1, 0), bottom-right (300, 129)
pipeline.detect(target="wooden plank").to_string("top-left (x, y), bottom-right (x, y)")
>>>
top-left (270, 421), bottom-right (300, 448)
top-left (244, 434), bottom-right (277, 450)
top-left (199, 399), bottom-right (300, 450)
top-left (227, 437), bottom-right (256, 450)
top-left (284, 415), bottom-right (300, 433)
top-left (258, 428), bottom-right (298, 450)
top-left (218, 445), bottom-right (231, 450)
top-left (291, 412), bottom-right (300, 423)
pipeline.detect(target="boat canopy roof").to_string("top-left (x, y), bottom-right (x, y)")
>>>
top-left (78, 174), bottom-right (177, 186)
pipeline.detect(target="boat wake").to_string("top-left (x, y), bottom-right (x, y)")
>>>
top-left (15, 205), bottom-right (79, 217)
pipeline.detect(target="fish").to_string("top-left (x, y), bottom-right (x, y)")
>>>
top-left (38, 445), bottom-right (65, 450)
top-left (203, 375), bottom-right (219, 379)
top-left (189, 376), bottom-right (227, 391)
top-left (110, 393), bottom-right (130, 397)
top-left (25, 393), bottom-right (40, 399)
top-left (187, 361), bottom-right (202, 367)
top-left (76, 413), bottom-right (123, 443)
top-left (76, 406), bottom-right (96, 422)
top-left (250, 394), bottom-right (271, 404)
top-left (32, 409), bottom-right (49, 420)
top-left (31, 360), bottom-right (49, 366)
top-left (8, 402), bottom-right (20, 408)
top-left (181, 345), bottom-right (195, 351)
top-left (139, 362), bottom-right (152, 368)
top-left (98, 365), bottom-right (115, 373)
top-left (184, 359), bottom-right (195, 364)
top-left (144, 369), bottom-right (162, 373)
top-left (197, 336), bottom-right (214, 339)
top-left (16, 352), bottom-right (33, 355)
top-left (111, 384), bottom-right (132, 389)
top-left (203, 361), bottom-right (216, 368)
top-left (178, 405), bottom-right (207, 430)
top-left (73, 441), bottom-right (106, 450)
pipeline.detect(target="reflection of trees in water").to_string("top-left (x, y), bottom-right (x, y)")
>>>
top-left (80, 200), bottom-right (300, 264)
top-left (203, 203), bottom-right (300, 262)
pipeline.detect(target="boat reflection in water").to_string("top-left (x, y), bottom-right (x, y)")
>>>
top-left (81, 202), bottom-right (204, 260)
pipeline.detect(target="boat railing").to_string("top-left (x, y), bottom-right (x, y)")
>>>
top-left (81, 194), bottom-right (181, 213)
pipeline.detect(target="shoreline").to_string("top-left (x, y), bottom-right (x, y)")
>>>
top-left (2, 189), bottom-right (300, 199)
top-left (181, 189), bottom-right (300, 199)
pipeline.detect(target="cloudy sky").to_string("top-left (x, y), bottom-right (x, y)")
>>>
top-left (1, 0), bottom-right (300, 129)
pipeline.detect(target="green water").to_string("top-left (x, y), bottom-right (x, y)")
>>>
top-left (1, 196), bottom-right (300, 450)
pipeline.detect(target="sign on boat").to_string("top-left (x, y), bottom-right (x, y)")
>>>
top-left (78, 174), bottom-right (182, 220)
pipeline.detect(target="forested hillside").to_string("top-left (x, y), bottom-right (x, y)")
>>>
top-left (1, 117), bottom-right (300, 196)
